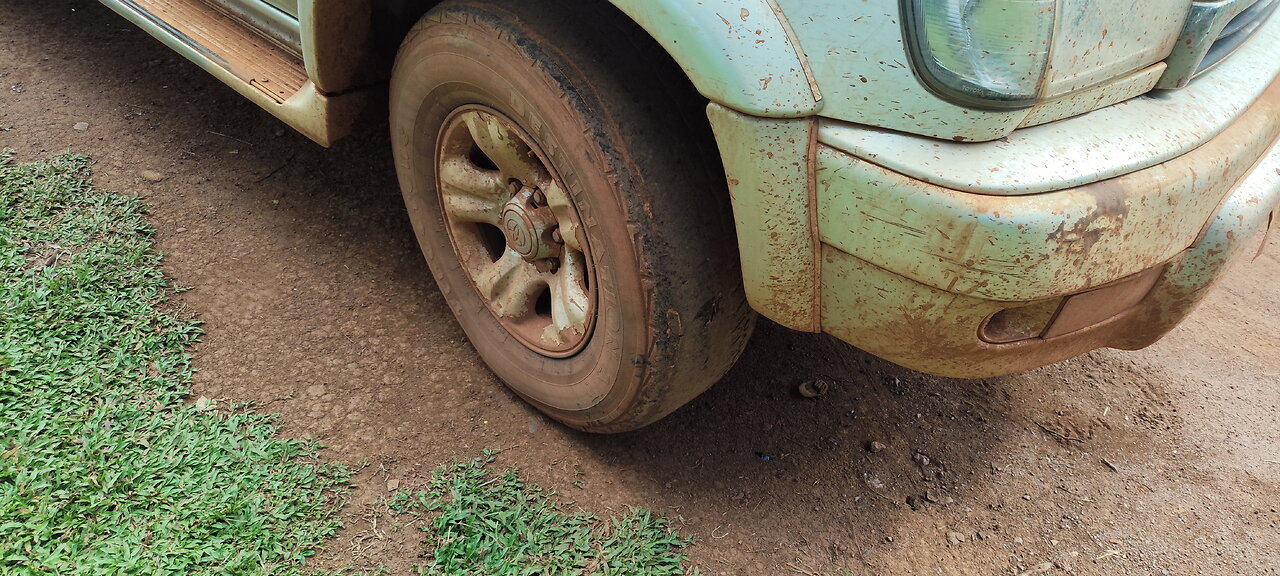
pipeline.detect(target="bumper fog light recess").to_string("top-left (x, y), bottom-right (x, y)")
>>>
top-left (980, 298), bottom-right (1062, 344)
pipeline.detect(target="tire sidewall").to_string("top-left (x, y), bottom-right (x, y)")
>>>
top-left (390, 14), bottom-right (652, 426)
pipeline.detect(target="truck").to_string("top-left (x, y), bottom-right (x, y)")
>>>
top-left (95, 0), bottom-right (1280, 431)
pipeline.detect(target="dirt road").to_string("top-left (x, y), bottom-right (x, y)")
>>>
top-left (3, 2), bottom-right (1277, 574)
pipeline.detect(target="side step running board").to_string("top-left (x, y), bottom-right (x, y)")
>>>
top-left (98, 0), bottom-right (367, 146)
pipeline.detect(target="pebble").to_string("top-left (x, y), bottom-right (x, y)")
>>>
top-left (946, 531), bottom-right (967, 545)
top-left (925, 489), bottom-right (941, 503)
top-left (175, 227), bottom-right (188, 234)
top-left (868, 441), bottom-right (887, 453)
top-left (386, 478), bottom-right (400, 491)
top-left (139, 169), bottom-right (165, 182)
top-left (913, 452), bottom-right (931, 466)
top-left (73, 121), bottom-right (89, 131)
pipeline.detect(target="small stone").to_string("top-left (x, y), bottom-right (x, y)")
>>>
top-left (139, 169), bottom-right (165, 182)
top-left (946, 531), bottom-right (967, 545)
top-left (1022, 494), bottom-right (1032, 501)
top-left (863, 472), bottom-right (886, 491)
top-left (906, 495), bottom-right (923, 511)
top-left (798, 378), bottom-right (830, 398)
top-left (1017, 562), bottom-right (1055, 576)
top-left (386, 478), bottom-right (400, 491)
top-left (175, 227), bottom-right (188, 234)
top-left (274, 127), bottom-right (286, 137)
top-left (73, 122), bottom-right (89, 131)
top-left (913, 452), bottom-right (931, 466)
top-left (868, 441), bottom-right (887, 453)
top-left (925, 489), bottom-right (941, 503)
top-left (1014, 537), bottom-right (1024, 545)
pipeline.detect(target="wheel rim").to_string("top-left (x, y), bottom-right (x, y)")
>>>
top-left (436, 106), bottom-right (596, 358)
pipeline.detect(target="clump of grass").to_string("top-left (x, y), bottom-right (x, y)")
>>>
top-left (0, 153), bottom-right (348, 575)
top-left (390, 451), bottom-right (694, 576)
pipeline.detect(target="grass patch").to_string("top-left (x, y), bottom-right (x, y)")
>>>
top-left (389, 452), bottom-right (694, 576)
top-left (0, 153), bottom-right (348, 575)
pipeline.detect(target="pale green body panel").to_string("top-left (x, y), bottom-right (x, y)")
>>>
top-left (818, 13), bottom-right (1280, 196)
top-left (705, 105), bottom-right (818, 332)
top-left (767, 0), bottom-right (1188, 142)
top-left (604, 0), bottom-right (821, 117)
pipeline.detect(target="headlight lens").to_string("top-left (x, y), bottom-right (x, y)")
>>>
top-left (902, 0), bottom-right (1057, 109)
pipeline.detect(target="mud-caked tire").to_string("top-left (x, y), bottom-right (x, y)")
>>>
top-left (389, 0), bottom-right (754, 432)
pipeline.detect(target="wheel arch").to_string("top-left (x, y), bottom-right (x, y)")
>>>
top-left (302, 0), bottom-right (821, 117)
top-left (603, 0), bottom-right (822, 117)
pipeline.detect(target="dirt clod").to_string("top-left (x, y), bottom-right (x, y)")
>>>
top-left (798, 378), bottom-right (830, 398)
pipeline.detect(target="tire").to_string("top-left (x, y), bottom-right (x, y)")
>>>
top-left (389, 0), bottom-right (754, 432)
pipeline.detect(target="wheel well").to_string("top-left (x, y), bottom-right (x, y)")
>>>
top-left (359, 0), bottom-right (719, 170)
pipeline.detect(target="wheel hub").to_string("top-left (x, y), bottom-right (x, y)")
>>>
top-left (435, 106), bottom-right (596, 358)
top-left (501, 186), bottom-right (561, 262)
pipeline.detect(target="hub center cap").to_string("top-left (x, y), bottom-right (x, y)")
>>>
top-left (501, 186), bottom-right (559, 261)
top-left (502, 204), bottom-right (538, 258)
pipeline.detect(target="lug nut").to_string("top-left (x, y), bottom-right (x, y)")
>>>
top-left (551, 228), bottom-right (563, 243)
top-left (531, 191), bottom-right (547, 207)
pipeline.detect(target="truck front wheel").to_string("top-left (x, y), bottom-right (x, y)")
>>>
top-left (389, 0), bottom-right (754, 432)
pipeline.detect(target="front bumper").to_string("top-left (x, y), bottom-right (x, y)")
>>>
top-left (708, 72), bottom-right (1280, 378)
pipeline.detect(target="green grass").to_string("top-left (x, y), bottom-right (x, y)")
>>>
top-left (388, 452), bottom-right (695, 576)
top-left (0, 152), bottom-right (697, 575)
top-left (0, 153), bottom-right (349, 575)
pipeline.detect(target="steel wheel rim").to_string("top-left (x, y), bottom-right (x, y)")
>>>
top-left (436, 106), bottom-right (597, 358)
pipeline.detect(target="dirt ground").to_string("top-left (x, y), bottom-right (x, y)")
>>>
top-left (3, 2), bottom-right (1278, 574)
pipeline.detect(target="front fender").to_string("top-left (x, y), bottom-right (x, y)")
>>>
top-left (607, 0), bottom-right (822, 117)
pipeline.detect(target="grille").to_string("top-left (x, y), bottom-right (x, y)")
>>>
top-left (1196, 0), bottom-right (1280, 75)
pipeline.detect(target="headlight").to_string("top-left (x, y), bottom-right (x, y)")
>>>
top-left (902, 0), bottom-right (1057, 109)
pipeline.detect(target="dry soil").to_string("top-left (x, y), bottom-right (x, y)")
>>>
top-left (2, 2), bottom-right (1278, 574)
